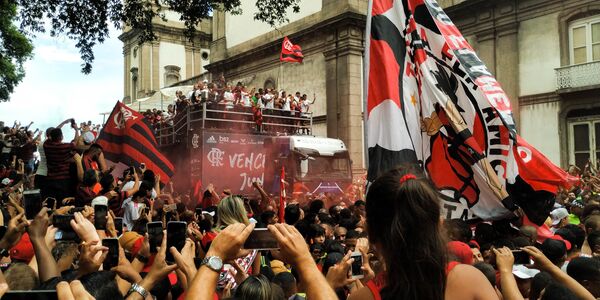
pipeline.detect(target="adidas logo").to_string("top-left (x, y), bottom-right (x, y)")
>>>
top-left (206, 136), bottom-right (217, 143)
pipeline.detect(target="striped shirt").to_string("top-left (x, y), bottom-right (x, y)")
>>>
top-left (43, 140), bottom-right (75, 180)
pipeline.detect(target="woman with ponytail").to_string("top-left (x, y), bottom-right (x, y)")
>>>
top-left (348, 166), bottom-right (497, 300)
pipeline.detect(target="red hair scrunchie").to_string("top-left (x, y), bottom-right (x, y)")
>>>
top-left (399, 174), bottom-right (417, 184)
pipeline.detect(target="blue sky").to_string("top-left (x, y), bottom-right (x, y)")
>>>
top-left (0, 28), bottom-right (124, 136)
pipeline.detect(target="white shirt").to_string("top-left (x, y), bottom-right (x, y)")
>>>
top-left (282, 98), bottom-right (291, 111)
top-left (36, 143), bottom-right (47, 176)
top-left (223, 91), bottom-right (235, 109)
top-left (241, 92), bottom-right (251, 107)
top-left (263, 94), bottom-right (274, 109)
top-left (122, 198), bottom-right (145, 230)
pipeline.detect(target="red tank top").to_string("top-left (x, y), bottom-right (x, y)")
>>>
top-left (366, 262), bottom-right (460, 300)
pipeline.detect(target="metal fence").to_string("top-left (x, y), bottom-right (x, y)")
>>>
top-left (154, 103), bottom-right (313, 146)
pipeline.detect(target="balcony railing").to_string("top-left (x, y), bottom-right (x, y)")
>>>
top-left (556, 61), bottom-right (600, 91)
top-left (153, 103), bottom-right (314, 146)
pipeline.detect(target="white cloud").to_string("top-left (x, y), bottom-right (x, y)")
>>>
top-left (35, 44), bottom-right (81, 63)
top-left (0, 28), bottom-right (123, 136)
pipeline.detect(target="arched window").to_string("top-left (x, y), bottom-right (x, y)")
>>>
top-left (264, 78), bottom-right (276, 91)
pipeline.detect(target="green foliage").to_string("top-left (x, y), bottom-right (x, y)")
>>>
top-left (15, 0), bottom-right (302, 75)
top-left (0, 0), bottom-right (301, 101)
top-left (254, 0), bottom-right (301, 27)
top-left (0, 0), bottom-right (33, 102)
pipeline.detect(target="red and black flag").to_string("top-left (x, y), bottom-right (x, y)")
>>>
top-left (96, 102), bottom-right (174, 185)
top-left (365, 0), bottom-right (576, 224)
top-left (280, 36), bottom-right (304, 63)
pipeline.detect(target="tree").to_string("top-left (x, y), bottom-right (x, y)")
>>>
top-left (0, 0), bottom-right (34, 102)
top-left (0, 0), bottom-right (301, 101)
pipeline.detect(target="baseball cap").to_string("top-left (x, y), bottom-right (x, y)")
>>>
top-left (512, 264), bottom-right (540, 279)
top-left (447, 241), bottom-right (474, 265)
top-left (82, 131), bottom-right (95, 144)
top-left (1, 178), bottom-right (12, 186)
top-left (548, 235), bottom-right (572, 251)
top-left (119, 231), bottom-right (144, 257)
top-left (91, 196), bottom-right (108, 207)
top-left (540, 238), bottom-right (567, 262)
top-left (10, 233), bottom-right (34, 263)
top-left (550, 208), bottom-right (569, 226)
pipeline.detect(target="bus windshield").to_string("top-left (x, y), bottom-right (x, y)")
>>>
top-left (296, 155), bottom-right (351, 179)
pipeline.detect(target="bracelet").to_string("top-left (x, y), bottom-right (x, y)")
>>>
top-left (126, 282), bottom-right (149, 298)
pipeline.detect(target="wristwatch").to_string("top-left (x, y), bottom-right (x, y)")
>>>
top-left (127, 283), bottom-right (149, 298)
top-left (201, 256), bottom-right (223, 272)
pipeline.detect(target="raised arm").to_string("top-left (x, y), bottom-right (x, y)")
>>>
top-left (523, 246), bottom-right (595, 300)
top-left (268, 223), bottom-right (338, 300)
top-left (125, 169), bottom-right (140, 198)
top-left (185, 223), bottom-right (255, 300)
top-left (494, 247), bottom-right (525, 300)
top-left (74, 153), bottom-right (84, 183)
top-left (28, 207), bottom-right (61, 282)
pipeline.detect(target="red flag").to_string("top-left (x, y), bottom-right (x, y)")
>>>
top-left (280, 37), bottom-right (303, 63)
top-left (96, 102), bottom-right (174, 185)
top-left (365, 0), bottom-right (574, 224)
top-left (279, 166), bottom-right (286, 223)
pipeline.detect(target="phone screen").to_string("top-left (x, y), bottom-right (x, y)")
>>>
top-left (114, 217), bottom-right (124, 236)
top-left (53, 214), bottom-right (74, 232)
top-left (512, 250), bottom-right (530, 265)
top-left (351, 252), bottom-right (363, 277)
top-left (243, 228), bottom-right (279, 250)
top-left (166, 221), bottom-right (187, 263)
top-left (147, 222), bottom-right (163, 254)
top-left (94, 204), bottom-right (108, 230)
top-left (102, 238), bottom-right (119, 270)
top-left (23, 189), bottom-right (42, 220)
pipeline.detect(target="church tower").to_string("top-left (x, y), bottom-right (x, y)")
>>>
top-left (119, 7), bottom-right (212, 104)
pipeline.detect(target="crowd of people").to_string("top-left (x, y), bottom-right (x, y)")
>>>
top-left (0, 117), bottom-right (599, 299)
top-left (142, 77), bottom-right (317, 136)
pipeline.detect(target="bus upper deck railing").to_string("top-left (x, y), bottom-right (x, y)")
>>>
top-left (154, 102), bottom-right (313, 146)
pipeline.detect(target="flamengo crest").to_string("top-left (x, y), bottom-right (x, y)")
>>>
top-left (114, 106), bottom-right (137, 129)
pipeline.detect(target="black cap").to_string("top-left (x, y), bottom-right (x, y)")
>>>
top-left (540, 239), bottom-right (567, 263)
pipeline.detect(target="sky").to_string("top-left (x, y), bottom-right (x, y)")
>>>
top-left (0, 27), bottom-right (124, 138)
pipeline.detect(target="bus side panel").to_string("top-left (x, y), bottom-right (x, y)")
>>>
top-left (198, 132), bottom-right (270, 196)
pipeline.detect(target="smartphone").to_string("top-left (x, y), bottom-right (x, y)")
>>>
top-left (512, 250), bottom-right (530, 265)
top-left (195, 208), bottom-right (203, 217)
top-left (140, 163), bottom-right (146, 169)
top-left (102, 238), bottom-right (119, 270)
top-left (23, 189), bottom-right (42, 220)
top-left (243, 228), bottom-right (279, 250)
top-left (3, 290), bottom-right (58, 300)
top-left (114, 217), bottom-right (124, 236)
top-left (94, 204), bottom-right (108, 230)
top-left (147, 221), bottom-right (164, 254)
top-left (166, 221), bottom-right (187, 263)
top-left (350, 251), bottom-right (364, 279)
top-left (54, 229), bottom-right (79, 241)
top-left (53, 214), bottom-right (75, 231)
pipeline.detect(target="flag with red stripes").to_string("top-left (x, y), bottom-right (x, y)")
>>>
top-left (365, 0), bottom-right (576, 224)
top-left (279, 166), bottom-right (286, 223)
top-left (96, 102), bottom-right (174, 185)
top-left (280, 37), bottom-right (304, 63)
